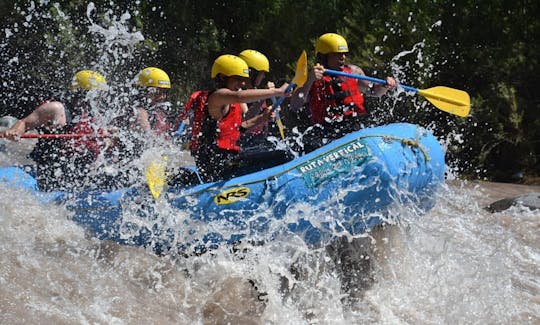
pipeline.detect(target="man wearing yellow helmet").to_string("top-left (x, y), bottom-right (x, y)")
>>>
top-left (134, 67), bottom-right (174, 138)
top-left (188, 54), bottom-right (290, 182)
top-left (2, 70), bottom-right (110, 190)
top-left (238, 49), bottom-right (271, 90)
top-left (291, 33), bottom-right (397, 152)
top-left (237, 49), bottom-right (277, 148)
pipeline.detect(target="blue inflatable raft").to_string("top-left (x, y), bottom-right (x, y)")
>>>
top-left (0, 123), bottom-right (445, 254)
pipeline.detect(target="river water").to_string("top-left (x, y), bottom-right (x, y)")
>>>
top-left (0, 138), bottom-right (539, 325)
top-left (1, 3), bottom-right (539, 323)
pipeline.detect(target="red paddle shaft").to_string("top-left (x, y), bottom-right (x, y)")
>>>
top-left (0, 133), bottom-right (106, 139)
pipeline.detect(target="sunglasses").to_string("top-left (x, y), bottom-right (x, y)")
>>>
top-left (147, 87), bottom-right (168, 96)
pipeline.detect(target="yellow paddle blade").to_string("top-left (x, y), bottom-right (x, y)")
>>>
top-left (146, 156), bottom-right (167, 200)
top-left (276, 116), bottom-right (285, 139)
top-left (418, 86), bottom-right (471, 117)
top-left (292, 50), bottom-right (308, 87)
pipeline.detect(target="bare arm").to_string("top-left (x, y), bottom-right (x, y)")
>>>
top-left (290, 64), bottom-right (325, 111)
top-left (2, 101), bottom-right (66, 140)
top-left (136, 107), bottom-right (151, 132)
top-left (207, 83), bottom-right (288, 120)
top-left (241, 108), bottom-right (273, 130)
top-left (349, 64), bottom-right (397, 97)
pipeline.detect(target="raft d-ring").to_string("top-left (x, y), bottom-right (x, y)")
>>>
top-left (382, 136), bottom-right (393, 144)
top-left (401, 139), bottom-right (418, 147)
top-left (400, 138), bottom-right (431, 162)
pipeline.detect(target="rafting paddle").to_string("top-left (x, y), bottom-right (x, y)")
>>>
top-left (145, 52), bottom-right (308, 198)
top-left (146, 155), bottom-right (167, 200)
top-left (270, 97), bottom-right (286, 139)
top-left (0, 131), bottom-right (167, 199)
top-left (324, 69), bottom-right (470, 117)
top-left (271, 50), bottom-right (309, 138)
top-left (0, 133), bottom-right (106, 139)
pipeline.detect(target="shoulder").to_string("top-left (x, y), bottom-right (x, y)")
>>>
top-left (32, 101), bottom-right (66, 119)
top-left (35, 100), bottom-right (65, 112)
top-left (210, 88), bottom-right (232, 96)
top-left (347, 64), bottom-right (365, 75)
top-left (137, 107), bottom-right (149, 117)
top-left (207, 88), bottom-right (232, 106)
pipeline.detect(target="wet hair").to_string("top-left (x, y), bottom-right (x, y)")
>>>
top-left (248, 69), bottom-right (260, 88)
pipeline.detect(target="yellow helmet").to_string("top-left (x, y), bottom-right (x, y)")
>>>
top-left (238, 49), bottom-right (270, 72)
top-left (70, 70), bottom-right (108, 91)
top-left (315, 33), bottom-right (349, 55)
top-left (211, 54), bottom-right (250, 78)
top-left (138, 67), bottom-right (171, 89)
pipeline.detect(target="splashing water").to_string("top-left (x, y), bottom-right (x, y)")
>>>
top-left (1, 178), bottom-right (538, 323)
top-left (1, 3), bottom-right (539, 324)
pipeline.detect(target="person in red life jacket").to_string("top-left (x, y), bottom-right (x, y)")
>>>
top-left (2, 70), bottom-right (109, 191)
top-left (134, 67), bottom-right (174, 139)
top-left (192, 54), bottom-right (291, 182)
top-left (290, 33), bottom-right (397, 152)
top-left (237, 49), bottom-right (277, 150)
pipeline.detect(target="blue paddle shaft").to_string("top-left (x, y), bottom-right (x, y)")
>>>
top-left (271, 83), bottom-right (295, 112)
top-left (324, 69), bottom-right (418, 93)
top-left (174, 121), bottom-right (185, 137)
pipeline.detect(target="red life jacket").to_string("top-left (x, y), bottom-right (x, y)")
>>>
top-left (177, 90), bottom-right (209, 153)
top-left (31, 102), bottom-right (103, 163)
top-left (308, 66), bottom-right (366, 124)
top-left (150, 106), bottom-right (171, 137)
top-left (245, 100), bottom-right (269, 135)
top-left (178, 90), bottom-right (242, 153)
top-left (67, 113), bottom-right (104, 159)
top-left (215, 102), bottom-right (242, 152)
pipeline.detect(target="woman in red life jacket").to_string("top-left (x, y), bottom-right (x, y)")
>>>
top-left (290, 33), bottom-right (397, 152)
top-left (237, 49), bottom-right (277, 150)
top-left (135, 67), bottom-right (173, 139)
top-left (194, 54), bottom-right (291, 182)
top-left (2, 70), bottom-right (109, 191)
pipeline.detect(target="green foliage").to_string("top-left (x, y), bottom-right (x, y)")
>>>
top-left (435, 0), bottom-right (539, 180)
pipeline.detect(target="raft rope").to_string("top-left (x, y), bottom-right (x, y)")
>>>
top-left (69, 134), bottom-right (432, 210)
top-left (382, 135), bottom-right (431, 162)
top-left (189, 133), bottom-right (432, 194)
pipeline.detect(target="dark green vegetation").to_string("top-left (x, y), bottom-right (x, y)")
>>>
top-left (1, 0), bottom-right (538, 182)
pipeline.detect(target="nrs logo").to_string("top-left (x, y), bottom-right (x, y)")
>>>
top-left (214, 187), bottom-right (250, 204)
